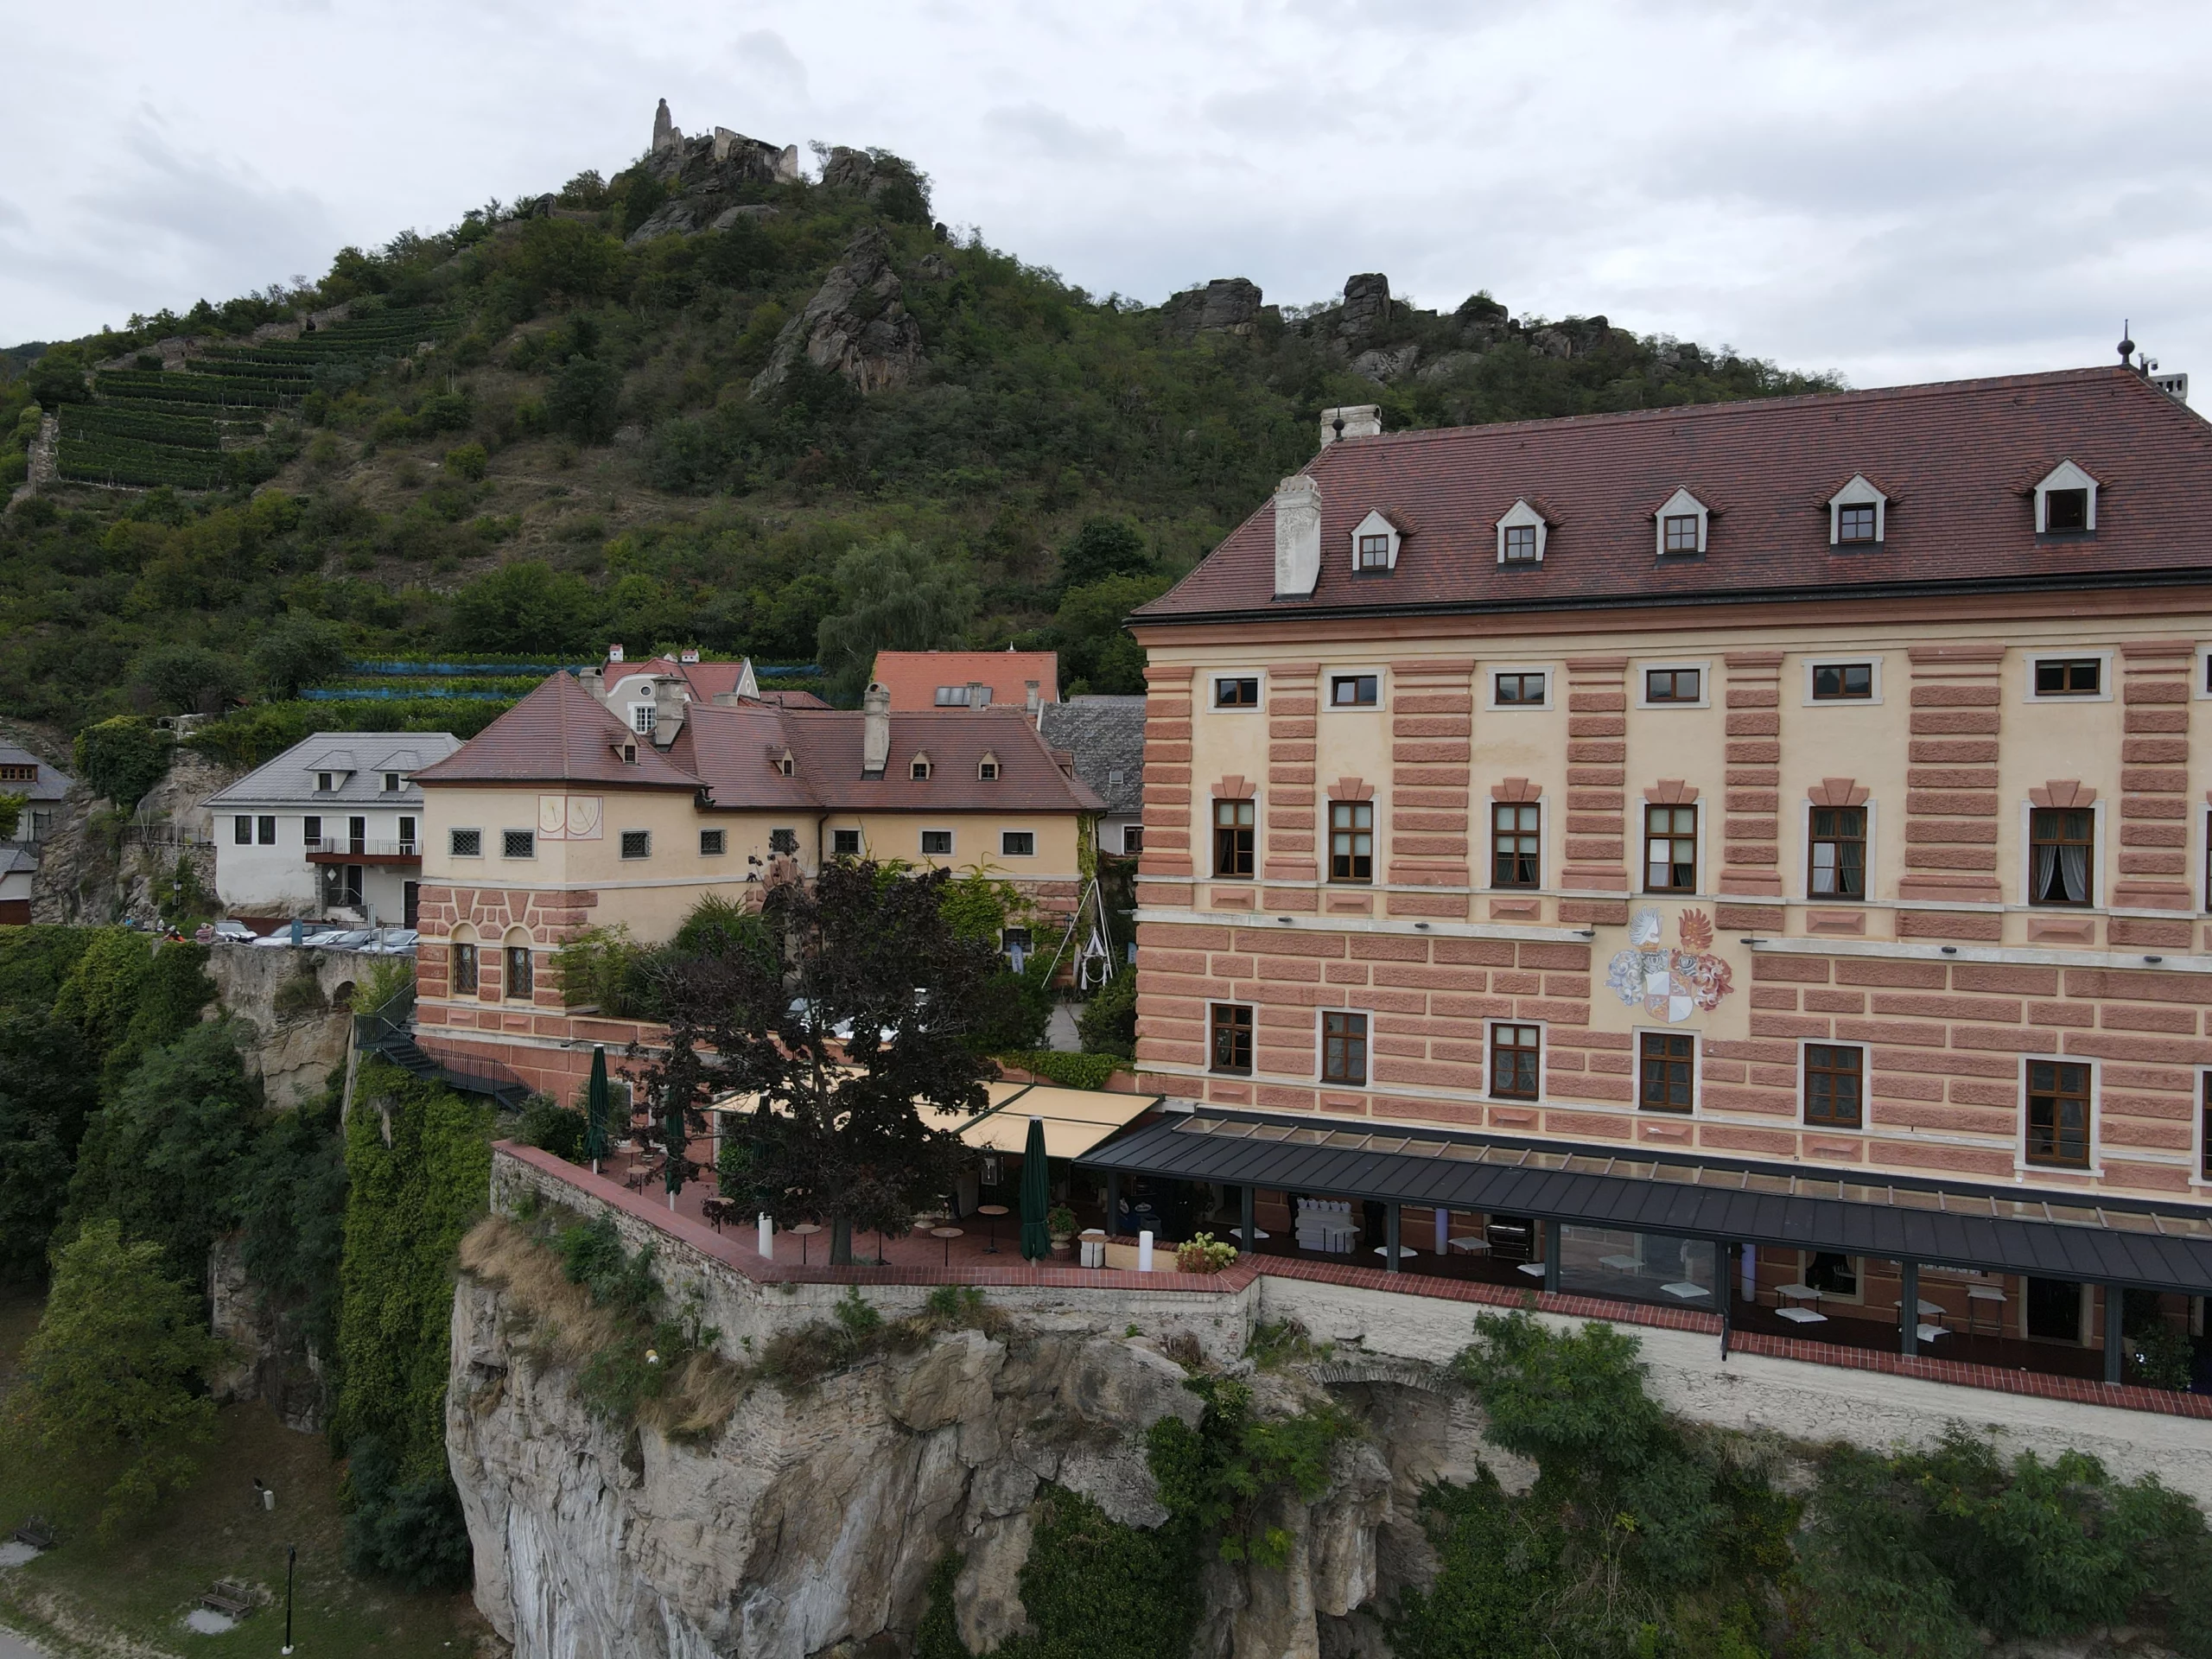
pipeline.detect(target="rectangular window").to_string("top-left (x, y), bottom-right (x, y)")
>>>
top-left (1812, 662), bottom-right (1873, 700)
top-left (1836, 503), bottom-right (1878, 543)
top-left (2202, 1075), bottom-right (2211, 1183)
top-left (449, 828), bottom-right (482, 858)
top-left (505, 945), bottom-right (534, 1001)
top-left (346, 815), bottom-right (365, 851)
top-left (233, 815), bottom-right (251, 845)
top-left (398, 816), bottom-right (416, 850)
top-left (1491, 1023), bottom-right (1540, 1099)
top-left (1644, 804), bottom-right (1698, 892)
top-left (2026, 1059), bottom-right (2092, 1168)
top-left (1001, 927), bottom-right (1033, 965)
top-left (700, 829), bottom-right (726, 855)
top-left (933, 685), bottom-right (970, 706)
top-left (1322, 1010), bottom-right (1368, 1085)
top-left (630, 705), bottom-right (655, 734)
top-left (1214, 798), bottom-right (1255, 878)
top-left (1001, 830), bottom-right (1035, 857)
top-left (832, 829), bottom-right (861, 856)
top-left (1356, 533), bottom-right (1391, 569)
top-left (620, 830), bottom-right (651, 860)
top-left (1494, 671), bottom-right (1546, 705)
top-left (1215, 677), bottom-right (1261, 709)
top-left (257, 815), bottom-right (277, 845)
top-left (1502, 524), bottom-right (1539, 563)
top-left (1639, 1033), bottom-right (1695, 1113)
top-left (1330, 674), bottom-right (1379, 707)
top-left (921, 830), bottom-right (953, 855)
top-left (1122, 824), bottom-right (1144, 855)
top-left (451, 942), bottom-right (478, 995)
top-left (1211, 1004), bottom-right (1254, 1074)
top-left (2044, 488), bottom-right (2090, 533)
top-left (316, 772), bottom-right (334, 793)
top-left (2030, 808), bottom-right (2094, 906)
top-left (1804, 1043), bottom-right (1863, 1128)
top-left (1329, 800), bottom-right (1373, 881)
top-left (304, 815), bottom-right (321, 847)
top-left (2034, 658), bottom-right (2101, 696)
top-left (502, 829), bottom-right (535, 859)
top-left (1644, 667), bottom-right (1700, 703)
top-left (383, 771), bottom-right (402, 792)
top-left (1662, 514), bottom-right (1700, 553)
top-left (1808, 806), bottom-right (1866, 899)
top-left (1492, 802), bottom-right (1541, 887)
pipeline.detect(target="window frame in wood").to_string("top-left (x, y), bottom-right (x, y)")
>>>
top-left (1502, 523), bottom-right (1540, 563)
top-left (1643, 804), bottom-right (1699, 893)
top-left (1808, 805), bottom-right (1866, 899)
top-left (2044, 487), bottom-right (2090, 533)
top-left (1355, 532), bottom-right (1391, 570)
top-left (832, 828), bottom-right (862, 856)
top-left (1662, 513), bottom-right (1701, 554)
top-left (2028, 807), bottom-right (2094, 906)
top-left (504, 944), bottom-right (535, 1001)
top-left (1328, 798), bottom-right (1374, 882)
top-left (1211, 1003), bottom-right (1254, 1074)
top-left (1639, 1031), bottom-right (1695, 1114)
top-left (2026, 1058), bottom-right (2093, 1169)
top-left (1804, 1043), bottom-right (1864, 1128)
top-left (1494, 671), bottom-right (1546, 706)
top-left (1644, 667), bottom-right (1701, 703)
top-left (1835, 502), bottom-right (1878, 543)
top-left (1214, 677), bottom-right (1261, 709)
top-left (1491, 801), bottom-right (1541, 888)
top-left (1330, 674), bottom-right (1380, 708)
top-left (2033, 658), bottom-right (2101, 696)
top-left (1214, 797), bottom-right (1256, 879)
top-left (451, 942), bottom-right (478, 995)
top-left (1811, 662), bottom-right (1873, 701)
top-left (1490, 1022), bottom-right (1541, 1100)
top-left (1321, 1010), bottom-right (1369, 1086)
top-left (920, 829), bottom-right (953, 856)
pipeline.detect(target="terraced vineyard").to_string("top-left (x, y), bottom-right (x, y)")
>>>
top-left (56, 304), bottom-right (457, 489)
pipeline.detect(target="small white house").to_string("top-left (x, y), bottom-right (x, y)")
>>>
top-left (204, 732), bottom-right (461, 924)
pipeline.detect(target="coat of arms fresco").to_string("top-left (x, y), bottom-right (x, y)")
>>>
top-left (1605, 906), bottom-right (1733, 1023)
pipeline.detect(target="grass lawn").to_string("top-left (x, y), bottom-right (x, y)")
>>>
top-left (0, 1286), bottom-right (493, 1658)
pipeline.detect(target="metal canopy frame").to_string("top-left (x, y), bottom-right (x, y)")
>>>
top-left (1076, 1109), bottom-right (2212, 1297)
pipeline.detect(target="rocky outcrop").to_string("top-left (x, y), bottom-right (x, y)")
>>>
top-left (750, 226), bottom-right (924, 397)
top-left (203, 942), bottom-right (361, 1107)
top-left (32, 747), bottom-right (238, 925)
top-left (1161, 278), bottom-right (1269, 341)
top-left (208, 1232), bottom-right (328, 1430)
top-left (448, 1266), bottom-right (1475, 1659)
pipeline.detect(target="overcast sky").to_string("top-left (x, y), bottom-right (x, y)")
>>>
top-left (4, 1), bottom-right (2208, 389)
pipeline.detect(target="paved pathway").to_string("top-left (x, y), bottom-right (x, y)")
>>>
top-left (0, 1628), bottom-right (48, 1659)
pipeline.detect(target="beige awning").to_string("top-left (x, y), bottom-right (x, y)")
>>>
top-left (721, 1076), bottom-right (1159, 1160)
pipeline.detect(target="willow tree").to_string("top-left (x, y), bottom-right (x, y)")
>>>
top-left (637, 861), bottom-right (995, 1265)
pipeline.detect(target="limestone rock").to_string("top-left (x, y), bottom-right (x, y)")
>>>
top-left (749, 226), bottom-right (923, 397)
top-left (886, 1328), bottom-right (1004, 1431)
top-left (953, 1511), bottom-right (1033, 1653)
top-left (1350, 345), bottom-right (1419, 383)
top-left (1161, 277), bottom-right (1266, 341)
top-left (712, 204), bottom-right (782, 231)
top-left (1415, 351), bottom-right (1483, 383)
top-left (1336, 273), bottom-right (1395, 346)
top-left (207, 1232), bottom-right (328, 1430)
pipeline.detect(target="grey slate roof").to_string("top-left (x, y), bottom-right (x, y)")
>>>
top-left (206, 731), bottom-right (463, 810)
top-left (1079, 1109), bottom-right (2212, 1294)
top-left (0, 742), bottom-right (73, 804)
top-left (1037, 696), bottom-right (1146, 816)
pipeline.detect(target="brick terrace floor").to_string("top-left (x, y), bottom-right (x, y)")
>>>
top-left (529, 1145), bottom-right (2210, 1421)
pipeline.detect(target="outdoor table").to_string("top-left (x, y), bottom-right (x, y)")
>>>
top-left (1967, 1285), bottom-right (2008, 1334)
top-left (930, 1226), bottom-right (963, 1267)
top-left (787, 1222), bottom-right (823, 1264)
top-left (1599, 1253), bottom-right (1643, 1273)
top-left (1662, 1281), bottom-right (1711, 1301)
top-left (1371, 1245), bottom-right (1419, 1258)
top-left (1446, 1236), bottom-right (1490, 1255)
top-left (1777, 1306), bottom-right (1828, 1325)
top-left (1892, 1298), bottom-right (1945, 1319)
top-left (1516, 1262), bottom-right (1546, 1279)
top-left (1914, 1322), bottom-right (1948, 1344)
top-left (1777, 1283), bottom-right (1821, 1308)
top-left (976, 1204), bottom-right (1009, 1254)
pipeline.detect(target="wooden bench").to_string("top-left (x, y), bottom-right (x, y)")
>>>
top-left (12, 1516), bottom-right (54, 1550)
top-left (200, 1582), bottom-right (255, 1619)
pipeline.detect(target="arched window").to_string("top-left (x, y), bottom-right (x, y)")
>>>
top-left (503, 927), bottom-right (535, 1002)
top-left (449, 924), bottom-right (480, 997)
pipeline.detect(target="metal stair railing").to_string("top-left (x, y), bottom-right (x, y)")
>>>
top-left (353, 979), bottom-right (531, 1110)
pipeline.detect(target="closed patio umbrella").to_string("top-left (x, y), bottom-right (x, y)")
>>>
top-left (583, 1046), bottom-right (610, 1175)
top-left (1018, 1116), bottom-right (1052, 1261)
top-left (661, 1089), bottom-right (689, 1211)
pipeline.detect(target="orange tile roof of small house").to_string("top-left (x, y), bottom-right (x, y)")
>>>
top-left (869, 651), bottom-right (1059, 711)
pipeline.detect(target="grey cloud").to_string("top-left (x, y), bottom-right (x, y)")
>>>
top-left (734, 29), bottom-right (808, 91)
top-left (982, 103), bottom-right (1127, 162)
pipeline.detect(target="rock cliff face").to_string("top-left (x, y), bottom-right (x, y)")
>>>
top-left (447, 1272), bottom-right (1478, 1659)
top-left (751, 226), bottom-right (924, 397)
top-left (32, 747), bottom-right (238, 925)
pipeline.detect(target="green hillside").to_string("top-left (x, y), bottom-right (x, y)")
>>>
top-left (0, 128), bottom-right (1836, 756)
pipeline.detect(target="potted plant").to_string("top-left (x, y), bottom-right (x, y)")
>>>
top-left (1175, 1233), bottom-right (1238, 1274)
top-left (1046, 1205), bottom-right (1078, 1257)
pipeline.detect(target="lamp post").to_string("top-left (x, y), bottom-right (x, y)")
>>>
top-left (282, 1541), bottom-right (296, 1654)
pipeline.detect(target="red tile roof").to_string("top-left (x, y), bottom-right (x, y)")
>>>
top-left (414, 672), bottom-right (705, 789)
top-left (1135, 366), bottom-right (2212, 624)
top-left (870, 651), bottom-right (1059, 710)
top-left (670, 703), bottom-right (1104, 813)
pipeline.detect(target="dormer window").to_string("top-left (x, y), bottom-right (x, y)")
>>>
top-left (978, 752), bottom-right (1001, 781)
top-left (911, 753), bottom-right (932, 780)
top-left (1347, 509), bottom-right (1402, 573)
top-left (316, 772), bottom-right (334, 793)
top-left (1652, 487), bottom-right (1710, 557)
top-left (1827, 474), bottom-right (1888, 546)
top-left (2034, 461), bottom-right (2099, 534)
top-left (777, 749), bottom-right (795, 777)
top-left (383, 771), bottom-right (403, 792)
top-left (621, 741), bottom-right (638, 765)
top-left (1495, 499), bottom-right (1548, 564)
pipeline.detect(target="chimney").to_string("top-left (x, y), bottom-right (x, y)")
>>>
top-left (967, 680), bottom-right (990, 709)
top-left (1274, 474), bottom-right (1323, 597)
top-left (679, 647), bottom-right (700, 664)
top-left (608, 644), bottom-right (626, 664)
top-left (1318, 405), bottom-right (1382, 448)
top-left (650, 676), bottom-right (687, 747)
top-left (1024, 679), bottom-right (1040, 714)
top-left (861, 682), bottom-right (891, 777)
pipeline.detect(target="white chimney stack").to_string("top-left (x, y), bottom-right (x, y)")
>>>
top-left (861, 682), bottom-right (891, 777)
top-left (1318, 404), bottom-right (1382, 448)
top-left (1274, 475), bottom-right (1322, 597)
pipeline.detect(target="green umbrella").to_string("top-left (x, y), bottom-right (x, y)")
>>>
top-left (583, 1046), bottom-right (611, 1174)
top-left (1018, 1115), bottom-right (1052, 1261)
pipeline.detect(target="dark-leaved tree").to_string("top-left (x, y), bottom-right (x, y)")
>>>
top-left (639, 861), bottom-right (995, 1265)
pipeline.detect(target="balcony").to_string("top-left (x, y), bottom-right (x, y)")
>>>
top-left (306, 838), bottom-right (421, 866)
